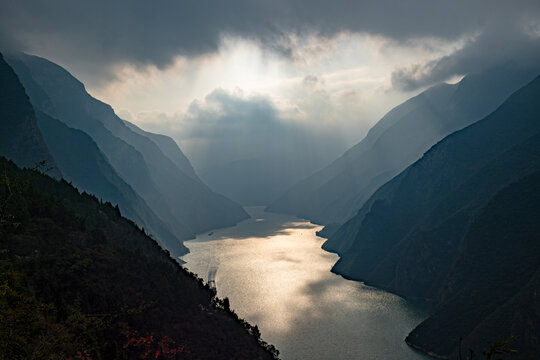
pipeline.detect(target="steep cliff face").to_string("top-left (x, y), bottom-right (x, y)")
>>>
top-left (76, 92), bottom-right (248, 233)
top-left (124, 119), bottom-right (200, 182)
top-left (7, 54), bottom-right (194, 240)
top-left (36, 111), bottom-right (188, 257)
top-left (4, 54), bottom-right (187, 256)
top-left (407, 171), bottom-right (540, 359)
top-left (332, 75), bottom-right (540, 297)
top-left (0, 53), bottom-right (60, 178)
top-left (7, 53), bottom-right (248, 243)
top-left (328, 75), bottom-right (540, 358)
top-left (268, 65), bottom-right (538, 229)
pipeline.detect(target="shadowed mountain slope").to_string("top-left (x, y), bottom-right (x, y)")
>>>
top-left (267, 65), bottom-right (538, 230)
top-left (328, 75), bottom-right (540, 358)
top-left (4, 54), bottom-right (187, 256)
top-left (123, 119), bottom-right (200, 182)
top-left (7, 53), bottom-right (248, 245)
top-left (6, 53), bottom-right (193, 241)
top-left (406, 170), bottom-right (540, 359)
top-left (0, 53), bottom-right (60, 178)
top-left (36, 110), bottom-right (188, 257)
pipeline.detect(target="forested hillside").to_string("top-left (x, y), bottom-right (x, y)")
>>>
top-left (0, 157), bottom-right (278, 360)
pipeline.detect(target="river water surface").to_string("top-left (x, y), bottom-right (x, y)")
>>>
top-left (182, 207), bottom-right (429, 360)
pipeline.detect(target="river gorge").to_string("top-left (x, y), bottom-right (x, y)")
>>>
top-left (182, 207), bottom-right (429, 360)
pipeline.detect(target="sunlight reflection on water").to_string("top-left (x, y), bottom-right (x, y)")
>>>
top-left (182, 207), bottom-right (429, 360)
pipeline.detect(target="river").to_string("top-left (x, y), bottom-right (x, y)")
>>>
top-left (181, 207), bottom-right (429, 360)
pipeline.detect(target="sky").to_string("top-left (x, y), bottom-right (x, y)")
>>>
top-left (1, 0), bottom-right (540, 169)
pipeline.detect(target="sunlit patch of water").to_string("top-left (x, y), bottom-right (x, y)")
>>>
top-left (182, 207), bottom-right (429, 360)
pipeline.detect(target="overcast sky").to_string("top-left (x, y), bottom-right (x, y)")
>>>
top-left (2, 0), bottom-right (539, 168)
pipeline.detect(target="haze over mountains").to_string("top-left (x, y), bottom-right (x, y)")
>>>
top-left (198, 151), bottom-right (341, 206)
top-left (2, 52), bottom-right (249, 258)
top-left (123, 120), bottom-right (200, 182)
top-left (182, 89), bottom-right (348, 206)
top-left (267, 64), bottom-right (539, 230)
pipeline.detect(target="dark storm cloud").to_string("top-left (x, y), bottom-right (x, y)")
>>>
top-left (1, 0), bottom-right (539, 70)
top-left (391, 23), bottom-right (540, 91)
top-left (1, 0), bottom-right (539, 91)
top-left (0, 0), bottom-right (279, 69)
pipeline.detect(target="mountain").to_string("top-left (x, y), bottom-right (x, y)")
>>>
top-left (0, 53), bottom-right (60, 178)
top-left (35, 110), bottom-right (188, 257)
top-left (329, 75), bottom-right (540, 357)
top-left (6, 53), bottom-right (194, 241)
top-left (198, 155), bottom-right (330, 206)
top-left (7, 53), bottom-right (248, 242)
top-left (123, 120), bottom-right (200, 182)
top-left (194, 130), bottom-right (346, 206)
top-left (3, 53), bottom-right (187, 256)
top-left (0, 156), bottom-right (278, 360)
top-left (406, 170), bottom-right (540, 359)
top-left (267, 65), bottom-right (538, 230)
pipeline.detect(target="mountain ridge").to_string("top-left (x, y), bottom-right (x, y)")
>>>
top-left (267, 65), bottom-right (539, 231)
top-left (329, 74), bottom-right (540, 358)
top-left (6, 52), bottom-right (249, 250)
top-left (0, 53), bottom-right (61, 178)
top-left (35, 110), bottom-right (188, 257)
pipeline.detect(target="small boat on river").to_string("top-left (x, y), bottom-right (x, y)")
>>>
top-left (208, 280), bottom-right (217, 295)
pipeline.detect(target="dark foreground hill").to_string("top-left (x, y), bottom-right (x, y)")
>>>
top-left (0, 157), bottom-right (278, 360)
top-left (328, 75), bottom-right (540, 358)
